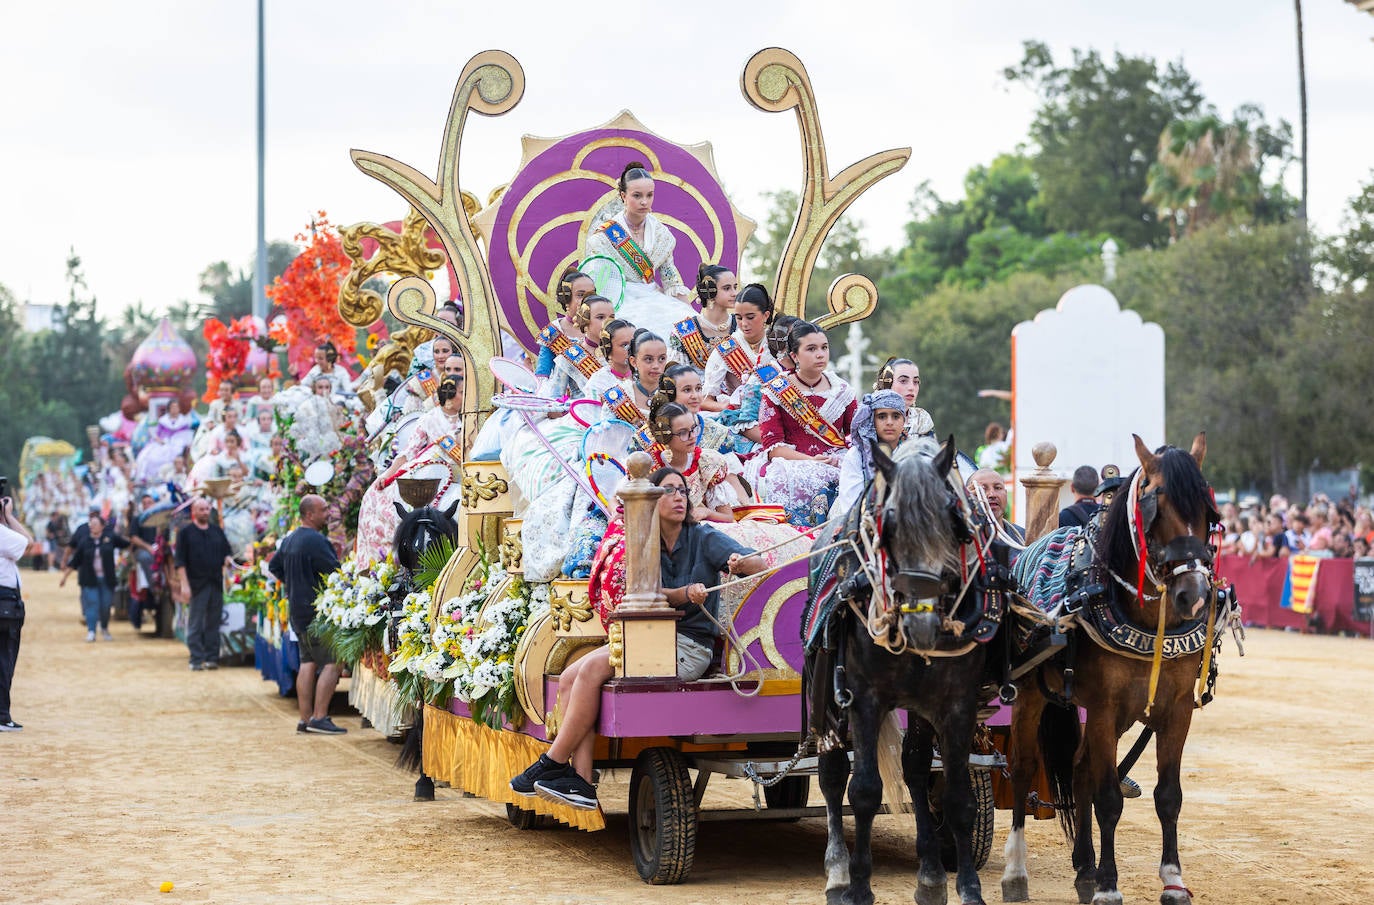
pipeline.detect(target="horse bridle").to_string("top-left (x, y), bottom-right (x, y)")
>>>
top-left (873, 475), bottom-right (978, 618)
top-left (1126, 474), bottom-right (1220, 600)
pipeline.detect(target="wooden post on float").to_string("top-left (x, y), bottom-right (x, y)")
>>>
top-left (610, 451), bottom-right (681, 679)
top-left (1019, 441), bottom-right (1068, 544)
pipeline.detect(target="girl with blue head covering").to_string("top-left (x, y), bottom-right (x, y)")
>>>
top-left (830, 389), bottom-right (908, 517)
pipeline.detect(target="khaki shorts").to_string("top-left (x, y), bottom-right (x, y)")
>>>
top-left (677, 636), bottom-right (714, 681)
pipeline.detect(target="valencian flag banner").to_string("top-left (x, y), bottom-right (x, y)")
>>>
top-left (1280, 554), bottom-right (1323, 614)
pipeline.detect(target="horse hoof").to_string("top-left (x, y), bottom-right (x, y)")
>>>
top-left (915, 877), bottom-right (948, 905)
top-left (825, 887), bottom-right (849, 905)
top-left (1074, 877), bottom-right (1097, 904)
top-left (413, 777), bottom-right (435, 802)
top-left (1090, 893), bottom-right (1123, 905)
top-left (1001, 876), bottom-right (1029, 902)
top-left (1160, 888), bottom-right (1192, 905)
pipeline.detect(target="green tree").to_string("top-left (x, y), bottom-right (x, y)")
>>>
top-left (1111, 223), bottom-right (1313, 492)
top-left (197, 240), bottom-right (298, 320)
top-left (1005, 41), bottom-right (1205, 248)
top-left (1144, 106), bottom-right (1295, 240)
top-left (0, 282), bottom-right (38, 487)
top-left (1322, 171), bottom-right (1374, 290)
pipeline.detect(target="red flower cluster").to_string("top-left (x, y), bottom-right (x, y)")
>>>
top-left (202, 315), bottom-right (291, 401)
top-left (266, 212), bottom-right (357, 379)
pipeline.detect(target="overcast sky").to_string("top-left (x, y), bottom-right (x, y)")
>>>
top-left (3, 0), bottom-right (1370, 319)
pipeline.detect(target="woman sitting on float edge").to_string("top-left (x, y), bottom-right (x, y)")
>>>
top-left (583, 161), bottom-right (696, 341)
top-left (647, 397), bottom-right (744, 523)
top-left (669, 263), bottom-right (738, 368)
top-left (510, 467), bottom-right (765, 811)
top-left (535, 266), bottom-right (612, 397)
top-left (751, 320), bottom-right (857, 527)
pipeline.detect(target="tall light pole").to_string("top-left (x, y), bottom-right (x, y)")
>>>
top-left (252, 0), bottom-right (267, 323)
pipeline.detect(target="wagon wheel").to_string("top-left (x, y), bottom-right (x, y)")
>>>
top-left (505, 802), bottom-right (542, 830)
top-left (762, 775), bottom-right (811, 819)
top-left (628, 747), bottom-right (697, 884)
top-left (928, 769), bottom-right (994, 871)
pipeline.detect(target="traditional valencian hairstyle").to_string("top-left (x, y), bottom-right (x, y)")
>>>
top-left (874, 356), bottom-right (916, 392)
top-left (573, 294), bottom-right (613, 334)
top-left (696, 263), bottom-right (731, 307)
top-left (555, 264), bottom-right (593, 313)
top-left (437, 375), bottom-right (462, 406)
top-left (598, 318), bottom-right (636, 361)
top-left (628, 328), bottom-right (665, 378)
top-left (317, 340), bottom-right (338, 365)
top-left (785, 320), bottom-right (825, 358)
top-left (618, 160), bottom-right (652, 193)
top-left (648, 397), bottom-right (691, 446)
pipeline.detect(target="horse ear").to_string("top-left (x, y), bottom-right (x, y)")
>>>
top-left (934, 434), bottom-right (956, 478)
top-left (1133, 434), bottom-right (1158, 473)
top-left (394, 501), bottom-right (408, 520)
top-left (443, 498), bottom-right (460, 521)
top-left (1190, 431), bottom-right (1207, 466)
top-left (870, 438), bottom-right (895, 483)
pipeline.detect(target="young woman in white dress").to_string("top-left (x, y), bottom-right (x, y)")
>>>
top-left (582, 161), bottom-right (696, 342)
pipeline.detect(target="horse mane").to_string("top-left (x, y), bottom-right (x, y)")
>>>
top-left (885, 437), bottom-right (959, 572)
top-left (1095, 445), bottom-right (1211, 579)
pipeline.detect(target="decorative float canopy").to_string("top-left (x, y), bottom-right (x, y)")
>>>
top-left (128, 317), bottom-right (197, 396)
top-left (340, 47), bottom-right (910, 447)
top-left (473, 110), bottom-right (755, 352)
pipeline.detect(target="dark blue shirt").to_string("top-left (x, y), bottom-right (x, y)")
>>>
top-left (661, 523), bottom-right (750, 647)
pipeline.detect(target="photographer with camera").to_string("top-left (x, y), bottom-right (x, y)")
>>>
top-left (1, 479), bottom-right (36, 732)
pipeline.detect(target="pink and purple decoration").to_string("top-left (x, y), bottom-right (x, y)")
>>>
top-left (486, 128), bottom-right (740, 353)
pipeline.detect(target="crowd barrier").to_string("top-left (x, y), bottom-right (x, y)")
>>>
top-left (1217, 554), bottom-right (1372, 636)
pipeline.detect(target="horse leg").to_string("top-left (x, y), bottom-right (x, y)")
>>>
top-left (936, 707), bottom-right (986, 905)
top-left (1154, 707), bottom-right (1195, 905)
top-left (819, 746), bottom-right (852, 905)
top-left (903, 716), bottom-right (947, 905)
top-left (1071, 731), bottom-right (1097, 904)
top-left (843, 695), bottom-right (884, 905)
top-left (1082, 711), bottom-right (1124, 905)
top-left (1001, 684), bottom-right (1045, 902)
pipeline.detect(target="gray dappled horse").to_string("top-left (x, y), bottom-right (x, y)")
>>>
top-left (806, 437), bottom-right (1005, 905)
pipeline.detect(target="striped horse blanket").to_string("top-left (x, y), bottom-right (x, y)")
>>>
top-left (1011, 526), bottom-right (1083, 615)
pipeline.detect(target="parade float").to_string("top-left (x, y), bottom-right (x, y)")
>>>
top-left (298, 47), bottom-right (1022, 884)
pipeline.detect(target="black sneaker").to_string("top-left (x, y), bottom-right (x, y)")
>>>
top-left (0, 719), bottom-right (21, 732)
top-left (534, 772), bottom-right (599, 810)
top-left (188, 662), bottom-right (204, 671)
top-left (203, 661), bottom-right (219, 670)
top-left (296, 721), bottom-right (308, 734)
top-left (1119, 775), bottom-right (1143, 798)
top-left (510, 753), bottom-right (571, 797)
top-left (305, 717), bottom-right (347, 735)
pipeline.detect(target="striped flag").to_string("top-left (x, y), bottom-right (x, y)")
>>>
top-left (1280, 554), bottom-right (1323, 613)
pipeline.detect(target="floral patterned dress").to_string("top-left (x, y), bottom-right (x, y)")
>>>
top-left (750, 371), bottom-right (857, 527)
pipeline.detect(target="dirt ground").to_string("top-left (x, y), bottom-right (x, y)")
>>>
top-left (4, 568), bottom-right (1372, 905)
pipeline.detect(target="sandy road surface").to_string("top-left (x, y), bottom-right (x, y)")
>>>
top-left (4, 569), bottom-right (1372, 904)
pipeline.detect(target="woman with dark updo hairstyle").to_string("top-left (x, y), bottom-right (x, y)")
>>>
top-left (535, 264), bottom-right (615, 398)
top-left (667, 262), bottom-right (739, 368)
top-left (873, 356), bottom-right (935, 438)
top-left (747, 320), bottom-right (858, 527)
top-left (582, 161), bottom-right (697, 342)
top-left (582, 317), bottom-right (638, 403)
top-left (303, 340), bottom-right (353, 397)
top-left (700, 282), bottom-right (778, 448)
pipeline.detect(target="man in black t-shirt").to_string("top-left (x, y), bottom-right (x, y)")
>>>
top-left (174, 498), bottom-right (233, 671)
top-left (269, 495), bottom-right (345, 734)
top-left (1058, 465), bottom-right (1101, 529)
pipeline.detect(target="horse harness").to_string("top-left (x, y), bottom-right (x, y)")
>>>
top-left (804, 473), bottom-right (1009, 750)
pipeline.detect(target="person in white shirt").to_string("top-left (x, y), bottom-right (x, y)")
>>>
top-left (0, 492), bottom-right (35, 731)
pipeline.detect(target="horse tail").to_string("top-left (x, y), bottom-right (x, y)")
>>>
top-left (396, 707), bottom-right (424, 773)
top-left (1038, 701), bottom-right (1079, 843)
top-left (877, 712), bottom-right (913, 815)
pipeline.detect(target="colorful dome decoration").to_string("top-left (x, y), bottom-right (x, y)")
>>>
top-left (128, 317), bottom-right (197, 395)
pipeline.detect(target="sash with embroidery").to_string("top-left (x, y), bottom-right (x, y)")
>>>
top-left (412, 368), bottom-right (438, 398)
top-left (436, 434), bottom-right (464, 467)
top-left (601, 385), bottom-right (645, 426)
top-left (757, 364), bottom-right (847, 449)
top-left (539, 324), bottom-right (602, 379)
top-left (633, 424), bottom-right (665, 456)
top-left (673, 317), bottom-right (712, 369)
top-left (600, 220), bottom-right (655, 283)
top-left (715, 336), bottom-right (764, 380)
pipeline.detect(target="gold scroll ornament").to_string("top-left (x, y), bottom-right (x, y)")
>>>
top-left (741, 47), bottom-right (909, 329)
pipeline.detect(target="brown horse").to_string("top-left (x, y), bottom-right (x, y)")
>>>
top-left (1001, 434), bottom-right (1221, 905)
